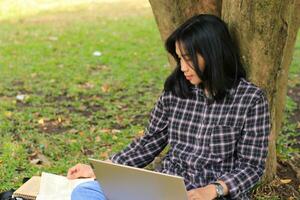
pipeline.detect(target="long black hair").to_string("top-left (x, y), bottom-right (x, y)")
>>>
top-left (164, 14), bottom-right (246, 101)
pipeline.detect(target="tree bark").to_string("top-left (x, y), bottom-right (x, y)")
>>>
top-left (148, 0), bottom-right (221, 66)
top-left (149, 0), bottom-right (299, 183)
top-left (222, 0), bottom-right (299, 182)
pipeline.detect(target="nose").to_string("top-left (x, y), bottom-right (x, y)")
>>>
top-left (180, 60), bottom-right (189, 72)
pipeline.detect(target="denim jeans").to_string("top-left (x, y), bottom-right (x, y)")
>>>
top-left (71, 181), bottom-right (107, 200)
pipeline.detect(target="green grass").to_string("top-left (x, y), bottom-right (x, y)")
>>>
top-left (288, 32), bottom-right (300, 87)
top-left (0, 1), bottom-right (299, 198)
top-left (0, 2), bottom-right (170, 190)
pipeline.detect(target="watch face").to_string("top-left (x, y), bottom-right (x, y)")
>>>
top-left (214, 183), bottom-right (224, 197)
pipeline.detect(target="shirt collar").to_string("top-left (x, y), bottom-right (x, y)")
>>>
top-left (192, 84), bottom-right (237, 98)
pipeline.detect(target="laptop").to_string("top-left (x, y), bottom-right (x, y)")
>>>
top-left (89, 158), bottom-right (188, 200)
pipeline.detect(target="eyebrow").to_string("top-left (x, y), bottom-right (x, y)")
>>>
top-left (182, 54), bottom-right (190, 57)
top-left (176, 51), bottom-right (189, 57)
top-left (176, 42), bottom-right (190, 57)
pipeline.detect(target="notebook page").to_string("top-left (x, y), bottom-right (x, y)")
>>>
top-left (36, 172), bottom-right (93, 200)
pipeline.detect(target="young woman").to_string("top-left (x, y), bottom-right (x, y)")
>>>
top-left (67, 14), bottom-right (270, 200)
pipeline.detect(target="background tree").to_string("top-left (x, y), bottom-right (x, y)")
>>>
top-left (149, 0), bottom-right (300, 182)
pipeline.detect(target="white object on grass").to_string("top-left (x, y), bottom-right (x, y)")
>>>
top-left (16, 94), bottom-right (26, 101)
top-left (93, 51), bottom-right (102, 57)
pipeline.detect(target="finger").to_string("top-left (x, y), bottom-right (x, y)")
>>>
top-left (67, 165), bottom-right (80, 179)
top-left (69, 166), bottom-right (78, 174)
top-left (67, 169), bottom-right (76, 179)
top-left (68, 170), bottom-right (80, 179)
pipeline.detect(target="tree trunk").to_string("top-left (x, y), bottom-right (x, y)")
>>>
top-left (222, 0), bottom-right (299, 182)
top-left (149, 0), bottom-right (299, 183)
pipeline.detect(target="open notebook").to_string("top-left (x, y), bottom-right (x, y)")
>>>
top-left (13, 172), bottom-right (93, 200)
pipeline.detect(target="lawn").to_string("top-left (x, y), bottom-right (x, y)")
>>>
top-left (0, 0), bottom-right (170, 190)
top-left (0, 0), bottom-right (299, 199)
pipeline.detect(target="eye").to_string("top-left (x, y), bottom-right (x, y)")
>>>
top-left (182, 55), bottom-right (192, 62)
top-left (184, 57), bottom-right (192, 62)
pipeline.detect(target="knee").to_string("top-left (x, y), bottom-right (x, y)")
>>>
top-left (71, 181), bottom-right (106, 200)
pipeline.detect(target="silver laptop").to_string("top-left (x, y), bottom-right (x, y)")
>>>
top-left (89, 158), bottom-right (188, 200)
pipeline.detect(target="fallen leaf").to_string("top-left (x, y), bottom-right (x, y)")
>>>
top-left (116, 115), bottom-right (123, 124)
top-left (29, 152), bottom-right (51, 166)
top-left (280, 179), bottom-right (292, 184)
top-left (79, 131), bottom-right (85, 137)
top-left (69, 139), bottom-right (77, 143)
top-left (38, 118), bottom-right (44, 125)
top-left (297, 121), bottom-right (300, 129)
top-left (90, 126), bottom-right (96, 133)
top-left (137, 130), bottom-right (144, 137)
top-left (4, 111), bottom-right (12, 118)
top-left (100, 128), bottom-right (111, 133)
top-left (63, 118), bottom-right (71, 126)
top-left (101, 84), bottom-right (110, 93)
top-left (80, 82), bottom-right (94, 90)
top-left (30, 158), bottom-right (41, 165)
top-left (95, 136), bottom-right (101, 142)
top-left (34, 112), bottom-right (41, 117)
top-left (36, 153), bottom-right (51, 166)
top-left (68, 129), bottom-right (78, 134)
top-left (81, 147), bottom-right (94, 156)
top-left (16, 166), bottom-right (26, 172)
top-left (78, 105), bottom-right (87, 111)
top-left (100, 151), bottom-right (109, 159)
top-left (112, 129), bottom-right (121, 134)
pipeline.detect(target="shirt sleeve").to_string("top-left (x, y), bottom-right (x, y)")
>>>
top-left (110, 91), bottom-right (169, 168)
top-left (219, 92), bottom-right (271, 199)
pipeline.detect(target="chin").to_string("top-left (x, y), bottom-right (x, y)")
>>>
top-left (190, 80), bottom-right (200, 85)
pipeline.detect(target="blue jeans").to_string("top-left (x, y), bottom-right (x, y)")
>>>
top-left (71, 181), bottom-right (107, 200)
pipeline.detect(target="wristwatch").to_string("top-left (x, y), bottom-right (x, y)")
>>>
top-left (212, 182), bottom-right (224, 198)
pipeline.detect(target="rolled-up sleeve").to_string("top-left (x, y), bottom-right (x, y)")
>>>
top-left (219, 93), bottom-right (271, 199)
top-left (110, 91), bottom-right (169, 168)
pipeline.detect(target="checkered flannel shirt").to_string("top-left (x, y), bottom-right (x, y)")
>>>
top-left (111, 78), bottom-right (271, 199)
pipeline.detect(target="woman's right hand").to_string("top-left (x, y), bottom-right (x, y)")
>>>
top-left (67, 163), bottom-right (96, 180)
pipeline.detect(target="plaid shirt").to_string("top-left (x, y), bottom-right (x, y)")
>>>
top-left (111, 78), bottom-right (270, 199)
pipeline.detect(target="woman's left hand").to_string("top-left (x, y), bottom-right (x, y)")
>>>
top-left (187, 185), bottom-right (217, 200)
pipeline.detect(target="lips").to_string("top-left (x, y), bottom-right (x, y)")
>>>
top-left (185, 75), bottom-right (193, 80)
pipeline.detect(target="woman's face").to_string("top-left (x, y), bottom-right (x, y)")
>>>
top-left (175, 41), bottom-right (205, 85)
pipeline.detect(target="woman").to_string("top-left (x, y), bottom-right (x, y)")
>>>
top-left (67, 14), bottom-right (270, 200)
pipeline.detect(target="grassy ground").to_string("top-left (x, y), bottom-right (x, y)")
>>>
top-left (0, 1), bottom-right (299, 199)
top-left (0, 0), bottom-right (170, 190)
